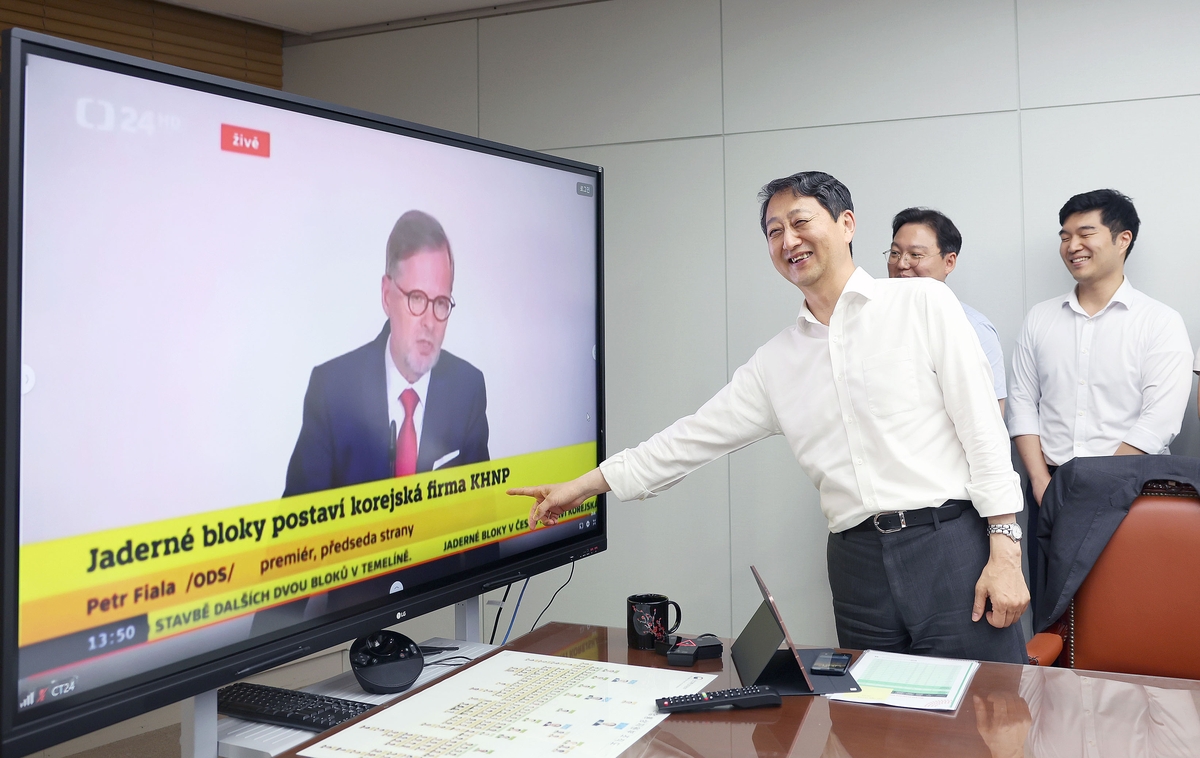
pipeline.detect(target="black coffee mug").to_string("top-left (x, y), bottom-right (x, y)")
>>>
top-left (627, 593), bottom-right (682, 650)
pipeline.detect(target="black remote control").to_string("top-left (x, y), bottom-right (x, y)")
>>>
top-left (656, 685), bottom-right (782, 713)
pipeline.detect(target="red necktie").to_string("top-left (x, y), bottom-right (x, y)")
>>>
top-left (395, 388), bottom-right (419, 477)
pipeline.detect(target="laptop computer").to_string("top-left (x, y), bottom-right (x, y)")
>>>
top-left (730, 566), bottom-right (860, 696)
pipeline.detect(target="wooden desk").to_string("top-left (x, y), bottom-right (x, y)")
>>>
top-left (281, 623), bottom-right (1200, 757)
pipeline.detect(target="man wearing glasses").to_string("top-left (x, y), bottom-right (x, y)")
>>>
top-left (283, 210), bottom-right (489, 497)
top-left (887, 208), bottom-right (1007, 414)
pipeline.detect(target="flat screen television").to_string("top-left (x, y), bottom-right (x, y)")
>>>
top-left (0, 28), bottom-right (604, 756)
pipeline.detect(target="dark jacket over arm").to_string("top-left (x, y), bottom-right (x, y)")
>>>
top-left (1035, 455), bottom-right (1200, 631)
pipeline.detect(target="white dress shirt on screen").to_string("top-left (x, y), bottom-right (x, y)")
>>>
top-left (598, 268), bottom-right (1022, 533)
top-left (1007, 278), bottom-right (1193, 466)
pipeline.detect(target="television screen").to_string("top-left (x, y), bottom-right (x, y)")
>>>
top-left (2, 30), bottom-right (603, 754)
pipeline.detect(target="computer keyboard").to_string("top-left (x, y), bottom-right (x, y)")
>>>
top-left (217, 682), bottom-right (376, 732)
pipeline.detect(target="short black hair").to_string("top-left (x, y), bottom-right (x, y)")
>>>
top-left (1058, 189), bottom-right (1140, 258)
top-left (891, 207), bottom-right (962, 255)
top-left (758, 171), bottom-right (854, 235)
top-left (386, 210), bottom-right (454, 279)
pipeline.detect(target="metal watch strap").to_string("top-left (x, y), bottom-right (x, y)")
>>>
top-left (986, 523), bottom-right (1021, 542)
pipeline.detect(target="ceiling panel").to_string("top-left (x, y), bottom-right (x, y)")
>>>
top-left (160, 0), bottom-right (589, 35)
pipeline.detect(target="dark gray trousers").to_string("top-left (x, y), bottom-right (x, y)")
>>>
top-left (827, 507), bottom-right (1026, 664)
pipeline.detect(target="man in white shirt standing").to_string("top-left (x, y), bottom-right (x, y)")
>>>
top-left (511, 171), bottom-right (1029, 663)
top-left (1008, 189), bottom-right (1193, 608)
top-left (887, 207), bottom-right (1007, 413)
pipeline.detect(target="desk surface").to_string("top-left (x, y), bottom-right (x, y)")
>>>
top-left (280, 623), bottom-right (1200, 757)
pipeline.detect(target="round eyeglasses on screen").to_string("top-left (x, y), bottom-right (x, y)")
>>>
top-left (391, 280), bottom-right (455, 321)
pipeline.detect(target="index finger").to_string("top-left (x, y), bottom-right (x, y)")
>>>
top-left (971, 584), bottom-right (987, 622)
top-left (507, 487), bottom-right (542, 497)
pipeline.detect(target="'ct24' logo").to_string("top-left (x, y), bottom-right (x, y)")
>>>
top-left (75, 97), bottom-right (114, 130)
top-left (17, 677), bottom-right (77, 710)
top-left (75, 97), bottom-right (179, 134)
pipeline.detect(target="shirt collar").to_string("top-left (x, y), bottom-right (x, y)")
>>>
top-left (1064, 276), bottom-right (1135, 317)
top-left (384, 342), bottom-right (432, 406)
top-left (797, 266), bottom-right (874, 325)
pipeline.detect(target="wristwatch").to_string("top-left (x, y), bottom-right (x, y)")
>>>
top-left (986, 523), bottom-right (1023, 543)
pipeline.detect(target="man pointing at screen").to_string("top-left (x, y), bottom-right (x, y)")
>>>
top-left (284, 210), bottom-right (489, 497)
top-left (511, 171), bottom-right (1029, 663)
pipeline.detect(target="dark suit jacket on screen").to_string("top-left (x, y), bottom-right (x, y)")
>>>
top-left (283, 323), bottom-right (489, 497)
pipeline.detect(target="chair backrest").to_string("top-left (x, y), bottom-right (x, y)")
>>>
top-left (1071, 491), bottom-right (1200, 677)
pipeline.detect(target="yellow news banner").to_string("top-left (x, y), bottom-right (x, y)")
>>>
top-left (18, 443), bottom-right (596, 647)
top-left (144, 506), bottom-right (595, 643)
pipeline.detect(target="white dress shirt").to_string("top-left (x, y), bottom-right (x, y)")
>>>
top-left (384, 343), bottom-right (432, 452)
top-left (599, 268), bottom-right (1022, 533)
top-left (1007, 278), bottom-right (1192, 466)
top-left (961, 301), bottom-right (1006, 400)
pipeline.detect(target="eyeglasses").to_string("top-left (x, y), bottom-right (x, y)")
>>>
top-left (883, 249), bottom-right (938, 264)
top-left (391, 279), bottom-right (455, 321)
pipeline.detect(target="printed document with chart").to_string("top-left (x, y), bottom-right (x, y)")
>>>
top-left (300, 651), bottom-right (716, 758)
top-left (826, 650), bottom-right (979, 711)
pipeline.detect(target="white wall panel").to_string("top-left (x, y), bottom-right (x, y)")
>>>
top-left (273, 0), bottom-right (1200, 654)
top-left (497, 137), bottom-right (734, 637)
top-left (1020, 97), bottom-right (1200, 456)
top-left (478, 0), bottom-right (723, 150)
top-left (1018, 0), bottom-right (1200, 109)
top-left (722, 0), bottom-right (1019, 135)
top-left (283, 21), bottom-right (479, 136)
top-left (723, 111), bottom-right (1024, 644)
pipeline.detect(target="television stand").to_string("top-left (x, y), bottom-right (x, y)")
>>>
top-left (183, 595), bottom-right (488, 758)
top-left (454, 594), bottom-right (482, 643)
top-left (181, 690), bottom-right (218, 758)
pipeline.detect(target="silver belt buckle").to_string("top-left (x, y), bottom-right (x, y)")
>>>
top-left (872, 511), bottom-right (906, 534)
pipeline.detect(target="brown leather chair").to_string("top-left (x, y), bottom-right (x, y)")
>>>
top-left (1027, 483), bottom-right (1200, 676)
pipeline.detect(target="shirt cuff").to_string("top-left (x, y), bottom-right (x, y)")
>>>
top-left (966, 472), bottom-right (1024, 518)
top-left (1006, 412), bottom-right (1040, 438)
top-left (599, 452), bottom-right (653, 502)
top-left (1122, 425), bottom-right (1167, 456)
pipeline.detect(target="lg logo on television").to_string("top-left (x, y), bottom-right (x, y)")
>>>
top-left (221, 124), bottom-right (270, 157)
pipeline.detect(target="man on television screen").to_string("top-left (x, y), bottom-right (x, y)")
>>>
top-left (284, 210), bottom-right (489, 497)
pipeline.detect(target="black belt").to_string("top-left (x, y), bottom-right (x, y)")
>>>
top-left (847, 500), bottom-right (970, 534)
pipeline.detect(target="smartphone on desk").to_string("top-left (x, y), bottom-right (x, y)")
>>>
top-left (810, 652), bottom-right (852, 675)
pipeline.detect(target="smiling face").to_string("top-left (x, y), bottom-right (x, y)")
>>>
top-left (381, 247), bottom-right (454, 384)
top-left (888, 222), bottom-right (956, 281)
top-left (763, 191), bottom-right (855, 291)
top-left (1059, 209), bottom-right (1130, 285)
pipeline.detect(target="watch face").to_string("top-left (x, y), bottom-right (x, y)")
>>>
top-left (991, 523), bottom-right (1022, 541)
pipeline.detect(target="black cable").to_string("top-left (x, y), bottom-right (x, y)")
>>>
top-left (426, 656), bottom-right (473, 667)
top-left (531, 561), bottom-right (574, 633)
top-left (488, 583), bottom-right (513, 645)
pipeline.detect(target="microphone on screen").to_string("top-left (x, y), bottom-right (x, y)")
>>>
top-left (389, 419), bottom-right (397, 475)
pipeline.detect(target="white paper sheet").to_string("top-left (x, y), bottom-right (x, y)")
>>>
top-left (826, 650), bottom-right (979, 711)
top-left (300, 650), bottom-right (716, 758)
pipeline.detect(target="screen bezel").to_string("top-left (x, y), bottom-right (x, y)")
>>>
top-left (0, 27), bottom-right (606, 756)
